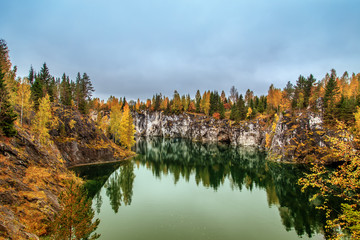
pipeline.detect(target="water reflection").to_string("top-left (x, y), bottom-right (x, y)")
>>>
top-left (104, 163), bottom-right (135, 213)
top-left (133, 138), bottom-right (326, 238)
top-left (72, 162), bottom-right (135, 214)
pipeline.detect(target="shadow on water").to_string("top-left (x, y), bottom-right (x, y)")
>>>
top-left (75, 137), bottom-right (329, 238)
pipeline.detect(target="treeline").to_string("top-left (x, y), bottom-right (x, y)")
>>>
top-left (29, 63), bottom-right (94, 113)
top-left (92, 69), bottom-right (360, 125)
top-left (0, 39), bottom-right (94, 138)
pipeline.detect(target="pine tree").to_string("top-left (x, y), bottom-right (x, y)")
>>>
top-left (31, 77), bottom-right (44, 110)
top-left (324, 70), bottom-right (340, 122)
top-left (60, 73), bottom-right (72, 106)
top-left (0, 69), bottom-right (16, 137)
top-left (195, 90), bottom-right (201, 113)
top-left (51, 180), bottom-right (100, 239)
top-left (28, 65), bottom-right (35, 85)
top-left (119, 103), bottom-right (136, 149)
top-left (38, 63), bottom-right (54, 100)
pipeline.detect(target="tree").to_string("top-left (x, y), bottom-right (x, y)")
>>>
top-left (299, 121), bottom-right (360, 239)
top-left (0, 39), bottom-right (11, 74)
top-left (201, 91), bottom-right (211, 115)
top-left (119, 103), bottom-right (136, 149)
top-left (220, 90), bottom-right (226, 103)
top-left (195, 90), bottom-right (201, 113)
top-left (246, 107), bottom-right (253, 119)
top-left (60, 73), bottom-right (72, 106)
top-left (16, 77), bottom-right (32, 126)
top-left (245, 89), bottom-right (254, 106)
top-left (109, 104), bottom-right (122, 143)
top-left (51, 180), bottom-right (100, 240)
top-left (31, 76), bottom-right (44, 110)
top-left (0, 68), bottom-right (16, 137)
top-left (77, 72), bottom-right (94, 114)
top-left (33, 94), bottom-right (52, 145)
top-left (267, 84), bottom-right (282, 112)
top-left (28, 65), bottom-right (35, 85)
top-left (38, 63), bottom-right (54, 101)
top-left (323, 70), bottom-right (340, 122)
top-left (171, 90), bottom-right (182, 114)
top-left (229, 86), bottom-right (238, 104)
top-left (230, 94), bottom-right (246, 121)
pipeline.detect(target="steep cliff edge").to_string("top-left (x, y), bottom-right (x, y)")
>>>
top-left (0, 107), bottom-right (133, 239)
top-left (134, 111), bottom-right (266, 147)
top-left (133, 110), bottom-right (328, 162)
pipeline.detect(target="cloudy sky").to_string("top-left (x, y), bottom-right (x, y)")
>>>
top-left (1, 0), bottom-right (359, 100)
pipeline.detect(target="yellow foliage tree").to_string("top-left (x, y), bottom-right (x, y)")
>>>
top-left (201, 91), bottom-right (211, 115)
top-left (119, 103), bottom-right (136, 149)
top-left (16, 77), bottom-right (32, 126)
top-left (33, 94), bottom-right (52, 145)
top-left (299, 122), bottom-right (360, 239)
top-left (267, 84), bottom-right (282, 112)
top-left (246, 107), bottom-right (252, 119)
top-left (109, 104), bottom-right (122, 143)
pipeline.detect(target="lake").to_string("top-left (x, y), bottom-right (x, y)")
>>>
top-left (77, 138), bottom-right (326, 240)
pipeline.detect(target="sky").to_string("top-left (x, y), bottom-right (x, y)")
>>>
top-left (1, 0), bottom-right (359, 101)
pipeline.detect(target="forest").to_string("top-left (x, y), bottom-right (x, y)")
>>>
top-left (1, 36), bottom-right (360, 239)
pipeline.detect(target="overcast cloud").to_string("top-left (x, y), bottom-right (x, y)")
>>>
top-left (1, 0), bottom-right (359, 100)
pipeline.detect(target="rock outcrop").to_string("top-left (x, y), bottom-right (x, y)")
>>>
top-left (51, 106), bottom-right (133, 167)
top-left (133, 110), bottom-right (328, 162)
top-left (267, 111), bottom-right (327, 162)
top-left (133, 111), bottom-right (266, 147)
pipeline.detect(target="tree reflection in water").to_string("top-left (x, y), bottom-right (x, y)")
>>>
top-left (133, 138), bottom-right (326, 238)
top-left (105, 163), bottom-right (135, 213)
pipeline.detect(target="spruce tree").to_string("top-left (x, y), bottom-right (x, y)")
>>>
top-left (0, 69), bottom-right (16, 137)
top-left (195, 90), bottom-right (201, 113)
top-left (60, 73), bottom-right (72, 106)
top-left (28, 65), bottom-right (35, 85)
top-left (31, 77), bottom-right (44, 110)
top-left (38, 63), bottom-right (53, 100)
top-left (324, 70), bottom-right (339, 122)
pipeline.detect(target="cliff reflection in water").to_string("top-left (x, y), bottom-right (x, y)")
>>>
top-left (133, 138), bottom-right (325, 238)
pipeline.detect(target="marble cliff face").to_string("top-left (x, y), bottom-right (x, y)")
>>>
top-left (133, 110), bottom-right (326, 162)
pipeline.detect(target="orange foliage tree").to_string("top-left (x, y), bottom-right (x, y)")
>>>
top-left (267, 84), bottom-right (282, 112)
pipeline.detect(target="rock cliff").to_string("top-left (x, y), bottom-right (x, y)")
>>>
top-left (133, 111), bottom-right (266, 147)
top-left (267, 111), bottom-right (326, 162)
top-left (133, 110), bottom-right (327, 162)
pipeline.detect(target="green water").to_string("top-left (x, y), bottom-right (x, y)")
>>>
top-left (83, 138), bottom-right (326, 240)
